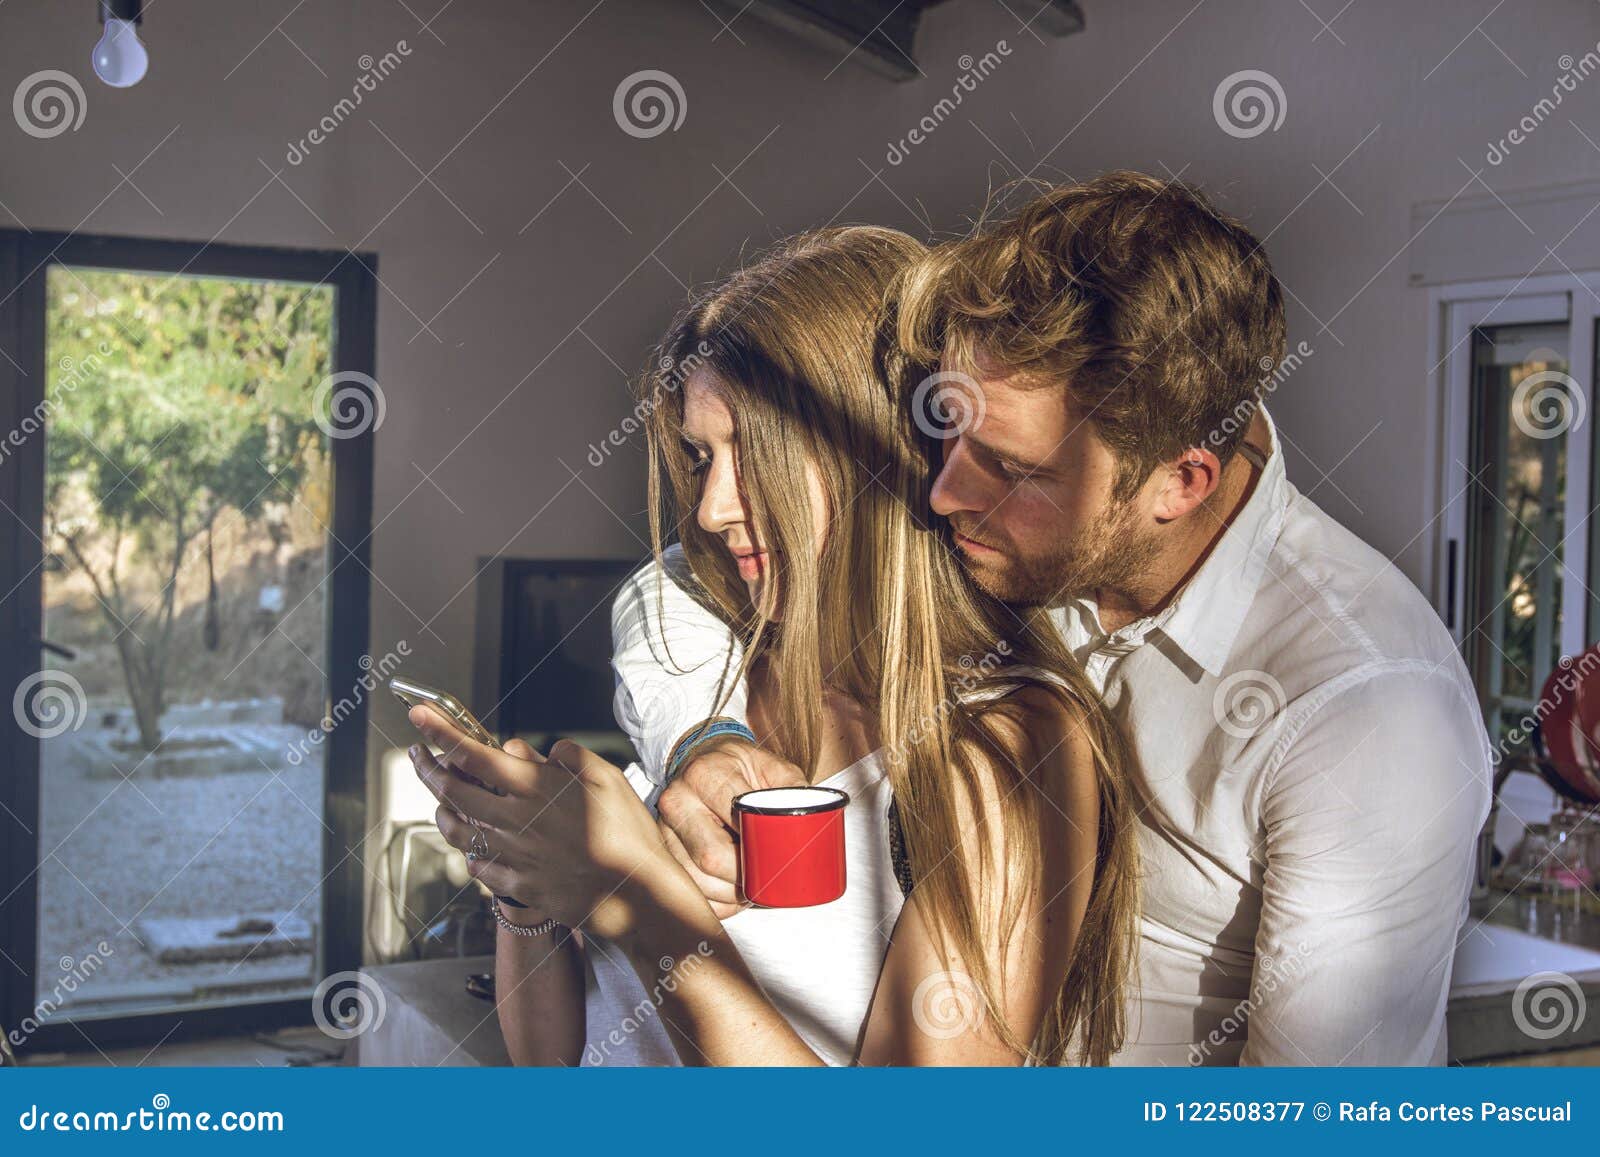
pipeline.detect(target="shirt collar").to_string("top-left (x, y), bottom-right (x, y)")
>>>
top-left (1064, 405), bottom-right (1290, 676)
top-left (1150, 405), bottom-right (1290, 676)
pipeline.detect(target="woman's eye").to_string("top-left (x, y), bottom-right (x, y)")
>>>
top-left (680, 439), bottom-right (710, 473)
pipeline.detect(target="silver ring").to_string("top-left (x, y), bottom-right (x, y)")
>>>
top-left (468, 828), bottom-right (489, 861)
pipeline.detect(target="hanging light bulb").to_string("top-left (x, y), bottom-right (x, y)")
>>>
top-left (92, 0), bottom-right (148, 88)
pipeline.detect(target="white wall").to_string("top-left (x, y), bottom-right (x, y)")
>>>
top-left (5, 0), bottom-right (1600, 953)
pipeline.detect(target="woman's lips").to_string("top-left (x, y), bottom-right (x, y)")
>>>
top-left (734, 551), bottom-right (769, 581)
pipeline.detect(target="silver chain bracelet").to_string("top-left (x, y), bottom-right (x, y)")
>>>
top-left (492, 897), bottom-right (559, 938)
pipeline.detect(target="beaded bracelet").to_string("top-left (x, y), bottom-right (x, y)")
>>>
top-left (664, 717), bottom-right (758, 781)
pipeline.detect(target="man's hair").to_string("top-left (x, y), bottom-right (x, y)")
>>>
top-left (898, 170), bottom-right (1286, 497)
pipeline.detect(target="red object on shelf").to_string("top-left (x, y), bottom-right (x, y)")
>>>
top-left (1531, 648), bottom-right (1600, 804)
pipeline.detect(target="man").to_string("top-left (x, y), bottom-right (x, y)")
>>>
top-left (612, 171), bottom-right (1491, 1065)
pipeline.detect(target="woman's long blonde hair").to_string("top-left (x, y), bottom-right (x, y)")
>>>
top-left (640, 227), bottom-right (1140, 1064)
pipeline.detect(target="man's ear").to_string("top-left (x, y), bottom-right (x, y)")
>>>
top-left (1149, 446), bottom-right (1223, 522)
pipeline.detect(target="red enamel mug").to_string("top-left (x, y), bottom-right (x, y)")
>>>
top-left (732, 786), bottom-right (849, 908)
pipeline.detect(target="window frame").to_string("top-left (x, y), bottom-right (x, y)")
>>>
top-left (0, 229), bottom-right (377, 1055)
top-left (1431, 275), bottom-right (1600, 667)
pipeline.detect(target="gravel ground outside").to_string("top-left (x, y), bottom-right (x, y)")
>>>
top-left (35, 720), bottom-right (326, 1016)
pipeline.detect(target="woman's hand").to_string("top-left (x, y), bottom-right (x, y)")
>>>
top-left (408, 709), bottom-right (834, 1067)
top-left (406, 705), bottom-right (698, 941)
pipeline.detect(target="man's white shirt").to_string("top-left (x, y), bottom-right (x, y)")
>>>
top-left (610, 407), bottom-right (1492, 1065)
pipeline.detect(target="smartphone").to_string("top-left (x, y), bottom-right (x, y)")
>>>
top-left (389, 675), bottom-right (509, 799)
top-left (390, 676), bottom-right (527, 908)
top-left (388, 676), bottom-right (500, 749)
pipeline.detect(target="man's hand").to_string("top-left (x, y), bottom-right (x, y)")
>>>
top-left (655, 737), bottom-right (808, 918)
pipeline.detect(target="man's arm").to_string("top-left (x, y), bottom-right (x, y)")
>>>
top-left (611, 545), bottom-right (748, 784)
top-left (611, 547), bottom-right (806, 915)
top-left (1240, 667), bottom-right (1492, 1066)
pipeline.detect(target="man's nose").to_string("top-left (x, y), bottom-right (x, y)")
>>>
top-left (930, 438), bottom-right (988, 518)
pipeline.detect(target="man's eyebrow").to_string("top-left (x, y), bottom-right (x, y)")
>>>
top-left (965, 430), bottom-right (1051, 473)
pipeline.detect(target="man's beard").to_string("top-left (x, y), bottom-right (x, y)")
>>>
top-left (951, 497), bottom-right (1158, 609)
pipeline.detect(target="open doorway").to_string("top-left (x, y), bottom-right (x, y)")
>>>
top-left (0, 232), bottom-right (377, 1054)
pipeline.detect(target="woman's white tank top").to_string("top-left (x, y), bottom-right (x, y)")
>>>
top-left (581, 748), bottom-right (903, 1067)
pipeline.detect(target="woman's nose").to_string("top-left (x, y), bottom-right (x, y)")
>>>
top-left (696, 452), bottom-right (744, 535)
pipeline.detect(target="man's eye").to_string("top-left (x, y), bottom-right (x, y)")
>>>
top-left (998, 460), bottom-right (1033, 482)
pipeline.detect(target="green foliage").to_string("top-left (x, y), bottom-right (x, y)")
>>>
top-left (42, 267), bottom-right (337, 748)
top-left (45, 269), bottom-right (334, 543)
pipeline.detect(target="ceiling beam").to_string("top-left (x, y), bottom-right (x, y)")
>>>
top-left (1019, 0), bottom-right (1086, 38)
top-left (718, 1), bottom-right (1086, 82)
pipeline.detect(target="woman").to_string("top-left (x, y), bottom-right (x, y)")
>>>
top-left (406, 227), bottom-right (1139, 1065)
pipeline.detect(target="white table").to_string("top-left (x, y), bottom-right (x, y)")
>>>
top-left (354, 956), bottom-right (509, 1067)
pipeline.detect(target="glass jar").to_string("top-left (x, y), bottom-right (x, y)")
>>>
top-left (1500, 822), bottom-right (1553, 892)
top-left (1544, 808), bottom-right (1597, 893)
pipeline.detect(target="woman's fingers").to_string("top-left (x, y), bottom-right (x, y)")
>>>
top-left (467, 856), bottom-right (522, 902)
top-left (544, 737), bottom-right (611, 780)
top-left (503, 737), bottom-right (544, 763)
top-left (434, 802), bottom-right (530, 879)
top-left (408, 705), bottom-right (539, 795)
top-left (410, 742), bottom-right (520, 829)
top-left (433, 801), bottom-right (474, 852)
